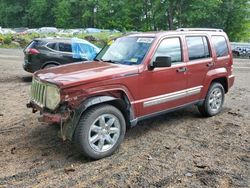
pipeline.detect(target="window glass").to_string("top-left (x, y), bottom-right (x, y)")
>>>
top-left (186, 36), bottom-right (210, 60)
top-left (72, 43), bottom-right (98, 60)
top-left (153, 38), bottom-right (182, 63)
top-left (212, 36), bottom-right (229, 57)
top-left (47, 43), bottom-right (57, 50)
top-left (96, 37), bottom-right (153, 65)
top-left (58, 43), bottom-right (72, 52)
top-left (27, 40), bottom-right (46, 49)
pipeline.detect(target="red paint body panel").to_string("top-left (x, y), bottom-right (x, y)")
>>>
top-left (34, 61), bottom-right (139, 88)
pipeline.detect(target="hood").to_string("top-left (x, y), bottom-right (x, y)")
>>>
top-left (34, 61), bottom-right (139, 88)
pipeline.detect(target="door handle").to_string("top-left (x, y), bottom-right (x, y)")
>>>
top-left (177, 67), bottom-right (187, 73)
top-left (207, 62), bottom-right (214, 67)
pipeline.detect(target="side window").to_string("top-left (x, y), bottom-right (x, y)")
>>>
top-left (186, 36), bottom-right (210, 60)
top-left (212, 36), bottom-right (229, 57)
top-left (58, 43), bottom-right (72, 52)
top-left (153, 37), bottom-right (182, 63)
top-left (47, 43), bottom-right (57, 50)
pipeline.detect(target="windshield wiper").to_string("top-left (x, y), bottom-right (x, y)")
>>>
top-left (100, 59), bottom-right (119, 64)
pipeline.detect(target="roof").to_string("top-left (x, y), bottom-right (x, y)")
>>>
top-left (34, 37), bottom-right (73, 43)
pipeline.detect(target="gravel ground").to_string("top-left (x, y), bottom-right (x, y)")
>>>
top-left (0, 49), bottom-right (249, 188)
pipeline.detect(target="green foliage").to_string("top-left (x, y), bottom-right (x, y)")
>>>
top-left (0, 35), bottom-right (4, 43)
top-left (54, 0), bottom-right (72, 28)
top-left (0, 0), bottom-right (249, 41)
top-left (3, 35), bottom-right (12, 44)
top-left (0, 32), bottom-right (123, 49)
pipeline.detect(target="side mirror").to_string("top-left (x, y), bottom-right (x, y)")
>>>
top-left (149, 56), bottom-right (172, 70)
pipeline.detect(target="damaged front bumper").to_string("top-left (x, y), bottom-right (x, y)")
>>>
top-left (27, 101), bottom-right (84, 141)
top-left (37, 112), bottom-right (70, 124)
top-left (27, 102), bottom-right (70, 124)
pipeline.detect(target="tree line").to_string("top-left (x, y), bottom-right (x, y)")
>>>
top-left (0, 0), bottom-right (249, 41)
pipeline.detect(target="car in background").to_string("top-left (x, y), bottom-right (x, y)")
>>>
top-left (231, 42), bottom-right (250, 58)
top-left (24, 29), bottom-right (38, 34)
top-left (37, 27), bottom-right (58, 34)
top-left (23, 38), bottom-right (101, 73)
top-left (58, 29), bottom-right (80, 36)
top-left (1, 28), bottom-right (16, 34)
top-left (13, 27), bottom-right (29, 34)
top-left (85, 28), bottom-right (101, 33)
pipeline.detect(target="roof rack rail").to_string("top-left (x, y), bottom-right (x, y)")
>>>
top-left (176, 28), bottom-right (223, 32)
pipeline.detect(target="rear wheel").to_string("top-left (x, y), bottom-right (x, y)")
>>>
top-left (43, 63), bottom-right (58, 69)
top-left (74, 104), bottom-right (126, 159)
top-left (232, 51), bottom-right (239, 58)
top-left (198, 82), bottom-right (225, 117)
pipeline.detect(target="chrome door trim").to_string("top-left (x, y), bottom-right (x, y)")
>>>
top-left (132, 86), bottom-right (203, 108)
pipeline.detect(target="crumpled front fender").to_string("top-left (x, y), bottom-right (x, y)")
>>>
top-left (60, 96), bottom-right (120, 141)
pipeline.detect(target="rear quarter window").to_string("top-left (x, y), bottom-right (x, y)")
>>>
top-left (212, 36), bottom-right (229, 57)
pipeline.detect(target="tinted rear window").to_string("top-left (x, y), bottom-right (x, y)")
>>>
top-left (59, 43), bottom-right (72, 52)
top-left (212, 36), bottom-right (229, 57)
top-left (186, 36), bottom-right (210, 60)
top-left (26, 40), bottom-right (47, 49)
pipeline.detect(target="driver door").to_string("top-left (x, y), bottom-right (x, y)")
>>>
top-left (138, 37), bottom-right (188, 117)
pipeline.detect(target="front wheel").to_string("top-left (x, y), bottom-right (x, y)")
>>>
top-left (198, 82), bottom-right (225, 117)
top-left (74, 104), bottom-right (126, 159)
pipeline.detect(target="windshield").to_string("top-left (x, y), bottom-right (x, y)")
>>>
top-left (96, 36), bottom-right (154, 65)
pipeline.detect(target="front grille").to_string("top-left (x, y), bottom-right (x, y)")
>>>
top-left (31, 79), bottom-right (46, 107)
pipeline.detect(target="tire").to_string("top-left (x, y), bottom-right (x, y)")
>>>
top-left (232, 51), bottom-right (239, 58)
top-left (43, 63), bottom-right (58, 69)
top-left (74, 104), bottom-right (126, 160)
top-left (198, 82), bottom-right (225, 117)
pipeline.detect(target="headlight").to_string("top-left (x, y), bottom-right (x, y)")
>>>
top-left (46, 85), bottom-right (60, 110)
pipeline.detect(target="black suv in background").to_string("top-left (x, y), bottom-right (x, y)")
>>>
top-left (23, 38), bottom-right (100, 73)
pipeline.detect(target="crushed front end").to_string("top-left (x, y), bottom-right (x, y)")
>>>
top-left (27, 78), bottom-right (73, 140)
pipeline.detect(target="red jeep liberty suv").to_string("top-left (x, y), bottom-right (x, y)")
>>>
top-left (27, 28), bottom-right (235, 159)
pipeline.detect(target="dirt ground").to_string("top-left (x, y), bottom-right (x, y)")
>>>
top-left (0, 48), bottom-right (249, 188)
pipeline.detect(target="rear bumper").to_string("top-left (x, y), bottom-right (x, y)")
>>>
top-left (23, 60), bottom-right (40, 73)
top-left (228, 75), bottom-right (235, 89)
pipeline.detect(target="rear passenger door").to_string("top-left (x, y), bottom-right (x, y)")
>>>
top-left (58, 43), bottom-right (77, 64)
top-left (185, 35), bottom-right (213, 102)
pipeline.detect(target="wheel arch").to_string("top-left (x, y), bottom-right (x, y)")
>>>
top-left (63, 91), bottom-right (136, 141)
top-left (201, 68), bottom-right (229, 99)
top-left (211, 77), bottom-right (228, 93)
top-left (82, 95), bottom-right (130, 124)
top-left (42, 61), bottom-right (60, 69)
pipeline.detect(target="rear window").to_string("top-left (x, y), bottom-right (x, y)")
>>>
top-left (186, 36), bottom-right (210, 60)
top-left (212, 36), bottom-right (229, 57)
top-left (59, 43), bottom-right (72, 52)
top-left (26, 40), bottom-right (47, 49)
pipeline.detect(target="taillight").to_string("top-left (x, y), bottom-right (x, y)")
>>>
top-left (26, 48), bottom-right (40, 55)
